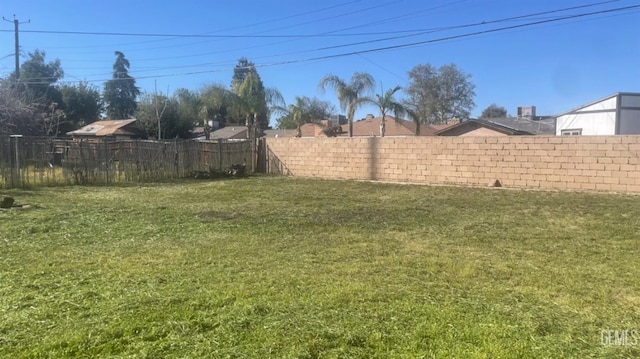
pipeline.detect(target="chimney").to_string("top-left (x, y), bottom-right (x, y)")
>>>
top-left (517, 106), bottom-right (536, 119)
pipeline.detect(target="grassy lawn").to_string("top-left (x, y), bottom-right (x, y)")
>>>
top-left (1, 177), bottom-right (639, 358)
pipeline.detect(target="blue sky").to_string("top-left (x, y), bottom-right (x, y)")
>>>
top-left (1, 0), bottom-right (639, 126)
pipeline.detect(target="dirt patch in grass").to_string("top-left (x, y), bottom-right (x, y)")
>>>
top-left (196, 210), bottom-right (242, 222)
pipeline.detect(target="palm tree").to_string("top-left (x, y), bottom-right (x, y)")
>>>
top-left (364, 85), bottom-right (406, 137)
top-left (318, 72), bottom-right (375, 137)
top-left (272, 96), bottom-right (311, 135)
top-left (232, 72), bottom-right (284, 129)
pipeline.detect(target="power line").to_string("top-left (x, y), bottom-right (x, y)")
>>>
top-left (64, 0), bottom-right (630, 71)
top-left (273, 4), bottom-right (640, 66)
top-left (1, 0), bottom-right (621, 41)
top-left (12, 3), bottom-right (639, 86)
top-left (15, 0), bottom-right (623, 67)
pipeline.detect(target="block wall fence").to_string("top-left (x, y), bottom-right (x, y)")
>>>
top-left (263, 136), bottom-right (640, 193)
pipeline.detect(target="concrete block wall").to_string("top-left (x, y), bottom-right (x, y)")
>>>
top-left (264, 136), bottom-right (640, 193)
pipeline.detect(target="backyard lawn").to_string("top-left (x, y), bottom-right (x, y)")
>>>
top-left (0, 177), bottom-right (639, 358)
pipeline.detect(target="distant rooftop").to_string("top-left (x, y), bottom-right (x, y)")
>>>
top-left (67, 119), bottom-right (143, 137)
top-left (483, 116), bottom-right (555, 135)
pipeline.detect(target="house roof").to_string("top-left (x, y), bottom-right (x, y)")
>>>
top-left (341, 115), bottom-right (418, 136)
top-left (481, 117), bottom-right (555, 135)
top-left (262, 129), bottom-right (295, 138)
top-left (418, 124), bottom-right (456, 136)
top-left (286, 123), bottom-right (328, 137)
top-left (555, 92), bottom-right (640, 117)
top-left (211, 126), bottom-right (248, 140)
top-left (67, 119), bottom-right (143, 137)
top-left (191, 126), bottom-right (205, 136)
top-left (435, 119), bottom-right (534, 136)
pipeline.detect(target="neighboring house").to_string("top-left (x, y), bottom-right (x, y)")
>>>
top-left (420, 124), bottom-right (456, 136)
top-left (435, 119), bottom-right (534, 136)
top-left (191, 126), bottom-right (206, 139)
top-left (555, 92), bottom-right (640, 135)
top-left (262, 129), bottom-right (295, 138)
top-left (286, 123), bottom-right (329, 137)
top-left (263, 115), bottom-right (454, 138)
top-left (338, 114), bottom-right (456, 137)
top-left (483, 116), bottom-right (555, 135)
top-left (208, 126), bottom-right (254, 141)
top-left (343, 115), bottom-right (415, 137)
top-left (67, 119), bottom-right (145, 140)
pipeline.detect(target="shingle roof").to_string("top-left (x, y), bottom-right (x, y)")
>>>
top-left (435, 119), bottom-right (535, 136)
top-left (341, 116), bottom-right (417, 136)
top-left (483, 117), bottom-right (555, 135)
top-left (338, 116), bottom-right (456, 136)
top-left (262, 129), bottom-right (295, 138)
top-left (286, 123), bottom-right (328, 137)
top-left (211, 126), bottom-right (248, 140)
top-left (418, 124), bottom-right (455, 136)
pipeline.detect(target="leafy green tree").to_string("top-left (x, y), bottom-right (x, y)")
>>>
top-left (364, 86), bottom-right (406, 137)
top-left (230, 58), bottom-right (265, 127)
top-left (199, 84), bottom-right (241, 127)
top-left (12, 50), bottom-right (64, 103)
top-left (4, 50), bottom-right (65, 135)
top-left (230, 58), bottom-right (282, 129)
top-left (231, 57), bottom-right (255, 90)
top-left (274, 96), bottom-right (335, 130)
top-left (303, 97), bottom-right (335, 124)
top-left (135, 93), bottom-right (193, 139)
top-left (104, 51), bottom-right (140, 119)
top-left (479, 103), bottom-right (508, 119)
top-left (318, 72), bottom-right (375, 137)
top-left (405, 63), bottom-right (475, 125)
top-left (234, 72), bottom-right (267, 128)
top-left (59, 82), bottom-right (103, 133)
top-left (174, 88), bottom-right (202, 127)
top-left (273, 97), bottom-right (310, 133)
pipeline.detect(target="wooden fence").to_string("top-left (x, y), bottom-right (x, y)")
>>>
top-left (0, 137), bottom-right (252, 188)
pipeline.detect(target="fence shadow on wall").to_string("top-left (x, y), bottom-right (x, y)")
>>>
top-left (259, 138), bottom-right (291, 175)
top-left (0, 137), bottom-right (252, 188)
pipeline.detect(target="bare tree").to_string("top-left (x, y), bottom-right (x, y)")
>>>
top-left (154, 82), bottom-right (169, 139)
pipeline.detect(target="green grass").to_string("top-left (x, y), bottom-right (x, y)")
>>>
top-left (1, 177), bottom-right (639, 358)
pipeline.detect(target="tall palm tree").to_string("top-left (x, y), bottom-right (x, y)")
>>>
top-left (364, 85), bottom-right (406, 137)
top-left (318, 72), bottom-right (375, 137)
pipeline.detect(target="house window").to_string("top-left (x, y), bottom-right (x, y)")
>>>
top-left (561, 129), bottom-right (582, 136)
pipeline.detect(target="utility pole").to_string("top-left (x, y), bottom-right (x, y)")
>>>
top-left (2, 15), bottom-right (29, 79)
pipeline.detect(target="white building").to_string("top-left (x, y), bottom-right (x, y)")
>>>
top-left (555, 93), bottom-right (640, 135)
